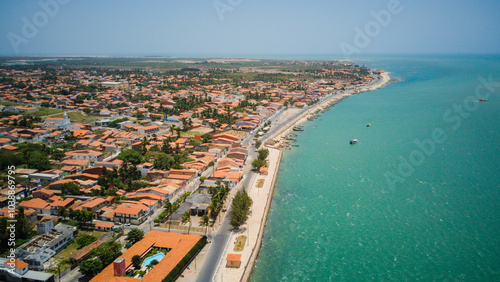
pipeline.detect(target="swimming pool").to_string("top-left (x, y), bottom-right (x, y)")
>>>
top-left (142, 253), bottom-right (165, 267)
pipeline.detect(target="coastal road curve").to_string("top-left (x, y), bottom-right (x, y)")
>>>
top-left (195, 76), bottom-right (385, 281)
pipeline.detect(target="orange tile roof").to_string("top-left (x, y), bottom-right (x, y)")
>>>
top-left (19, 198), bottom-right (49, 210)
top-left (91, 231), bottom-right (202, 282)
top-left (114, 204), bottom-right (145, 216)
top-left (226, 254), bottom-right (242, 261)
top-left (5, 259), bottom-right (28, 269)
top-left (95, 222), bottom-right (114, 228)
top-left (2, 145), bottom-right (18, 150)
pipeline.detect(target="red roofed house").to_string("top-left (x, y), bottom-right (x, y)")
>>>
top-left (226, 254), bottom-right (242, 268)
top-left (65, 150), bottom-right (103, 162)
top-left (113, 203), bottom-right (148, 225)
top-left (95, 221), bottom-right (114, 231)
top-left (19, 198), bottom-right (50, 215)
top-left (91, 231), bottom-right (203, 282)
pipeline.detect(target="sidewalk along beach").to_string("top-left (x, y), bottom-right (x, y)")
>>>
top-left (210, 71), bottom-right (391, 282)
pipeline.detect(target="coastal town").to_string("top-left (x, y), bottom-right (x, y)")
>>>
top-left (0, 57), bottom-right (389, 282)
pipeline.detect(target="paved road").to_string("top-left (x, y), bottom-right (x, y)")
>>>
top-left (194, 83), bottom-right (380, 282)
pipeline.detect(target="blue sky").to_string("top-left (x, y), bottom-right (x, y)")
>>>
top-left (1, 0), bottom-right (499, 57)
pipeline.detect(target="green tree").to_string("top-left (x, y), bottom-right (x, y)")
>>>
top-left (254, 140), bottom-right (262, 149)
top-left (154, 152), bottom-right (175, 170)
top-left (117, 149), bottom-right (143, 165)
top-left (181, 211), bottom-right (192, 234)
top-left (0, 149), bottom-right (22, 171)
top-left (251, 158), bottom-right (266, 171)
top-left (79, 259), bottom-right (102, 277)
top-left (61, 181), bottom-right (80, 195)
top-left (15, 207), bottom-right (32, 239)
top-left (50, 149), bottom-right (66, 161)
top-left (229, 189), bottom-right (253, 229)
top-left (257, 148), bottom-right (269, 160)
top-left (126, 228), bottom-right (144, 245)
top-left (199, 214), bottom-right (210, 235)
top-left (27, 151), bottom-right (51, 171)
top-left (90, 239), bottom-right (122, 266)
top-left (201, 133), bottom-right (213, 144)
top-left (58, 206), bottom-right (68, 220)
top-left (77, 234), bottom-right (97, 248)
top-left (132, 255), bottom-right (142, 269)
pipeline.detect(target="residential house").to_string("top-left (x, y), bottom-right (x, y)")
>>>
top-left (64, 150), bottom-right (103, 162)
top-left (19, 198), bottom-right (50, 215)
top-left (0, 258), bottom-right (54, 282)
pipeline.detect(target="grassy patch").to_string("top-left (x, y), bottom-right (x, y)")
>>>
top-left (51, 229), bottom-right (107, 268)
top-left (0, 101), bottom-right (20, 106)
top-left (50, 111), bottom-right (103, 124)
top-left (224, 130), bottom-right (247, 139)
top-left (234, 235), bottom-right (247, 252)
top-left (256, 179), bottom-right (265, 188)
top-left (53, 241), bottom-right (79, 261)
top-left (78, 230), bottom-right (107, 238)
top-left (24, 107), bottom-right (64, 117)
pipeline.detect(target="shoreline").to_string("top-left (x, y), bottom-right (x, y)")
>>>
top-left (267, 71), bottom-right (391, 146)
top-left (213, 71), bottom-right (392, 282)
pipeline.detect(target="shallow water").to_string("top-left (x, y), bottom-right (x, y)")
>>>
top-left (251, 55), bottom-right (500, 281)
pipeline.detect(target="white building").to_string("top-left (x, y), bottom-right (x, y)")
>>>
top-left (43, 112), bottom-right (71, 129)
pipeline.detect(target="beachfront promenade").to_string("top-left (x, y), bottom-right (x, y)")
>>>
top-left (178, 71), bottom-right (391, 282)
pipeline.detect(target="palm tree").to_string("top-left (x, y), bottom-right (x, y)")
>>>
top-left (169, 124), bottom-right (176, 136)
top-left (199, 214), bottom-right (210, 236)
top-left (181, 117), bottom-right (187, 131)
top-left (58, 206), bottom-right (67, 219)
top-left (181, 211), bottom-right (191, 234)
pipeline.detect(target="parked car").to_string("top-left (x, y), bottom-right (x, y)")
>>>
top-left (124, 223), bottom-right (131, 227)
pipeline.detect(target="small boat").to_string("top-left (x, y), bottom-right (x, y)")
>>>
top-left (366, 123), bottom-right (371, 127)
top-left (350, 139), bottom-right (358, 144)
top-left (291, 144), bottom-right (299, 147)
top-left (293, 125), bottom-right (304, 131)
top-left (479, 99), bottom-right (488, 102)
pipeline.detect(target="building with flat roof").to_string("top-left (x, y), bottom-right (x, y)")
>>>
top-left (16, 223), bottom-right (76, 270)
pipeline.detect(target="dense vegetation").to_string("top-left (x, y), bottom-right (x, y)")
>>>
top-left (78, 239), bottom-right (122, 277)
top-left (229, 188), bottom-right (253, 229)
top-left (251, 148), bottom-right (269, 171)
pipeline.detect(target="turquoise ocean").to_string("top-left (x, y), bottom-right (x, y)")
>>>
top-left (251, 55), bottom-right (500, 281)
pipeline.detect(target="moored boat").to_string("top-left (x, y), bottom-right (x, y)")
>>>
top-left (350, 139), bottom-right (358, 144)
